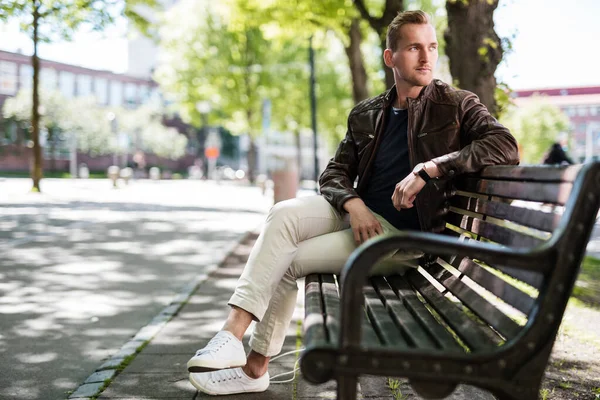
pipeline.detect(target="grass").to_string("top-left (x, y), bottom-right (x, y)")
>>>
top-left (387, 378), bottom-right (409, 400)
top-left (0, 170), bottom-right (106, 179)
top-left (540, 388), bottom-right (553, 400)
top-left (573, 256), bottom-right (600, 307)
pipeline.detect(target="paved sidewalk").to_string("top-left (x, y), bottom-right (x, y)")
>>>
top-left (82, 230), bottom-right (493, 400)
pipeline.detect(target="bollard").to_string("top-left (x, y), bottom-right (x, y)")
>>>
top-left (78, 164), bottom-right (89, 179)
top-left (149, 167), bottom-right (161, 181)
top-left (271, 157), bottom-right (298, 204)
top-left (120, 167), bottom-right (133, 184)
top-left (107, 165), bottom-right (120, 188)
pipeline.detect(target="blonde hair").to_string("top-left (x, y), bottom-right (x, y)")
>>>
top-left (386, 10), bottom-right (432, 52)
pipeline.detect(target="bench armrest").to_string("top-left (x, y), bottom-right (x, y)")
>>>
top-left (338, 231), bottom-right (554, 349)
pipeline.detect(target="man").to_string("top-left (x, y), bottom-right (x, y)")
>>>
top-left (187, 10), bottom-right (519, 396)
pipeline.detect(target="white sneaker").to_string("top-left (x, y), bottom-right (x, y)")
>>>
top-left (187, 331), bottom-right (246, 373)
top-left (189, 368), bottom-right (270, 395)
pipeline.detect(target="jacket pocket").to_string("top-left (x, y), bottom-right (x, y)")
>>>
top-left (417, 123), bottom-right (460, 158)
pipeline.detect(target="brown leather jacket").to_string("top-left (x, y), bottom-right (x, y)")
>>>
top-left (319, 79), bottom-right (519, 232)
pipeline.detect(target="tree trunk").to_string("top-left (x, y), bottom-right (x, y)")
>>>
top-left (444, 0), bottom-right (503, 116)
top-left (294, 129), bottom-right (302, 182)
top-left (344, 18), bottom-right (369, 103)
top-left (381, 38), bottom-right (395, 90)
top-left (49, 128), bottom-right (56, 172)
top-left (247, 136), bottom-right (257, 184)
top-left (353, 0), bottom-right (404, 89)
top-left (31, 2), bottom-right (42, 192)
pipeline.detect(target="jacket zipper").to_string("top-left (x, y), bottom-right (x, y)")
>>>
top-left (356, 101), bottom-right (388, 193)
top-left (407, 97), bottom-right (426, 232)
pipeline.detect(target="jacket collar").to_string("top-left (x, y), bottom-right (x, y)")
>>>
top-left (383, 79), bottom-right (438, 107)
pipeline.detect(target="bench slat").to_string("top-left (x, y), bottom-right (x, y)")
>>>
top-left (452, 257), bottom-right (535, 315)
top-left (386, 276), bottom-right (464, 351)
top-left (427, 264), bottom-right (522, 340)
top-left (450, 196), bottom-right (560, 233)
top-left (454, 214), bottom-right (546, 248)
top-left (321, 275), bottom-right (341, 347)
top-left (371, 277), bottom-right (438, 349)
top-left (446, 236), bottom-right (545, 289)
top-left (304, 275), bottom-right (329, 346)
top-left (494, 265), bottom-right (544, 288)
top-left (364, 284), bottom-right (408, 347)
top-left (461, 178), bottom-right (572, 205)
top-left (475, 164), bottom-right (582, 181)
top-left (406, 271), bottom-right (502, 351)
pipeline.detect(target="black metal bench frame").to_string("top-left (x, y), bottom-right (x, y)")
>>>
top-left (300, 163), bottom-right (600, 400)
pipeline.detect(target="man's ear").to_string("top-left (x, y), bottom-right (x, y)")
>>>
top-left (383, 48), bottom-right (394, 68)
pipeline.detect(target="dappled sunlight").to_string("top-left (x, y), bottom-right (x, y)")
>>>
top-left (214, 278), bottom-right (239, 290)
top-left (0, 180), bottom-right (268, 399)
top-left (47, 260), bottom-right (121, 274)
top-left (16, 352), bottom-right (58, 364)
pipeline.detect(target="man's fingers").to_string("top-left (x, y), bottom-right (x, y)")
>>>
top-left (360, 228), bottom-right (370, 244)
top-left (353, 228), bottom-right (361, 245)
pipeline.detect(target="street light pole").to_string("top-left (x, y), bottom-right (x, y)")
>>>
top-left (309, 36), bottom-right (319, 192)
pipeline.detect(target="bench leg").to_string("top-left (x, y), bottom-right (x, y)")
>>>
top-left (337, 375), bottom-right (358, 400)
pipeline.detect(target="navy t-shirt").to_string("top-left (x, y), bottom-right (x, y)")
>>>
top-left (361, 107), bottom-right (420, 231)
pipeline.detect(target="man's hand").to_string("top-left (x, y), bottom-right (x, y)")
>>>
top-left (391, 173), bottom-right (426, 210)
top-left (343, 198), bottom-right (383, 245)
top-left (392, 161), bottom-right (440, 210)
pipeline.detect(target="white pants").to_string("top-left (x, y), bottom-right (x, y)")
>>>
top-left (228, 195), bottom-right (421, 357)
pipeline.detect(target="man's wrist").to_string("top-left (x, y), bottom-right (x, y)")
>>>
top-left (343, 197), bottom-right (366, 214)
top-left (413, 161), bottom-right (441, 179)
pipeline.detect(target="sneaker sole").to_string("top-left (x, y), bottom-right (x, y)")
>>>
top-left (189, 374), bottom-right (269, 395)
top-left (187, 359), bottom-right (246, 373)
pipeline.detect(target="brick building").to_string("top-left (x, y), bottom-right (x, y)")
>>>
top-left (0, 49), bottom-right (196, 173)
top-left (513, 86), bottom-right (600, 162)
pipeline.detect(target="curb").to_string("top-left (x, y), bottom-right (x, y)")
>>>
top-left (67, 229), bottom-right (256, 399)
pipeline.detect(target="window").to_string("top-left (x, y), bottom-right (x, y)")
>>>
top-left (0, 61), bottom-right (18, 95)
top-left (591, 106), bottom-right (598, 116)
top-left (577, 106), bottom-right (588, 117)
top-left (76, 74), bottom-right (92, 97)
top-left (95, 78), bottom-right (108, 105)
top-left (138, 85), bottom-right (150, 103)
top-left (124, 82), bottom-right (137, 107)
top-left (109, 80), bottom-right (123, 106)
top-left (564, 106), bottom-right (576, 117)
top-left (59, 71), bottom-right (75, 98)
top-left (19, 64), bottom-right (33, 90)
top-left (41, 68), bottom-right (58, 91)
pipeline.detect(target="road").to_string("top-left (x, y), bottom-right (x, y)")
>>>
top-left (0, 178), bottom-right (270, 400)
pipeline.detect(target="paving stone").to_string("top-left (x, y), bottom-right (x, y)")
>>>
top-left (98, 373), bottom-right (193, 398)
top-left (69, 382), bottom-right (105, 398)
top-left (113, 340), bottom-right (147, 359)
top-left (85, 369), bottom-right (117, 384)
top-left (98, 358), bottom-right (126, 371)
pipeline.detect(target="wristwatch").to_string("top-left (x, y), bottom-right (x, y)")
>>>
top-left (413, 163), bottom-right (431, 183)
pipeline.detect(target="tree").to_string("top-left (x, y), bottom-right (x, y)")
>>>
top-left (156, 0), bottom-right (273, 183)
top-left (444, 0), bottom-right (503, 116)
top-left (500, 99), bottom-right (570, 164)
top-left (0, 0), bottom-right (157, 191)
top-left (353, 0), bottom-right (404, 89)
top-left (3, 88), bottom-right (71, 171)
top-left (231, 0), bottom-right (377, 104)
top-left (3, 89), bottom-right (187, 162)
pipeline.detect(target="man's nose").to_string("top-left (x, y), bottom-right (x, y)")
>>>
top-left (420, 50), bottom-right (429, 63)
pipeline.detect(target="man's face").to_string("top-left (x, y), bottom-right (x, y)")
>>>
top-left (385, 23), bottom-right (438, 88)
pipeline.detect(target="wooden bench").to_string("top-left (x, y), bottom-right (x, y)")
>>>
top-left (300, 163), bottom-right (600, 400)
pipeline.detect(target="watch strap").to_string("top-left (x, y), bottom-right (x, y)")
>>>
top-left (417, 168), bottom-right (431, 183)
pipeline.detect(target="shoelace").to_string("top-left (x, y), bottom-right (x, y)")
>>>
top-left (212, 368), bottom-right (244, 383)
top-left (195, 334), bottom-right (230, 356)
